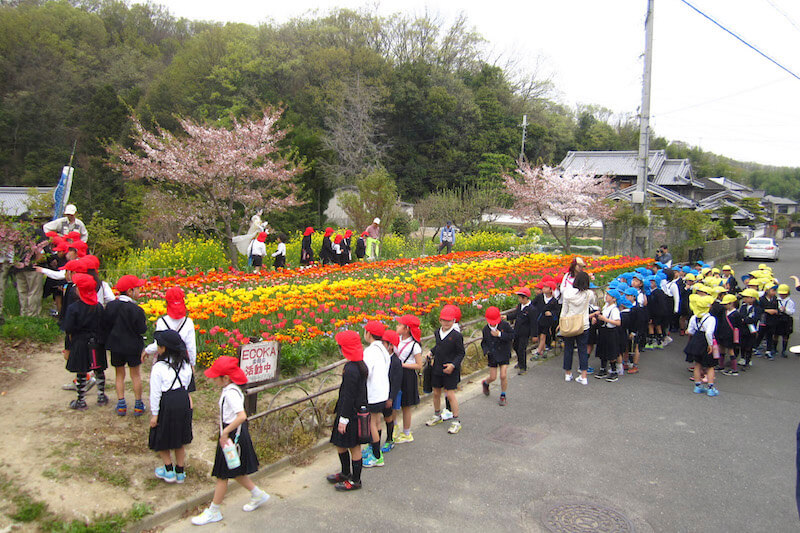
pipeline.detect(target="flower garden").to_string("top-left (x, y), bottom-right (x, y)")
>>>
top-left (137, 251), bottom-right (651, 371)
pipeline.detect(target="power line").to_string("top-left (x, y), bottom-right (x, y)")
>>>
top-left (652, 77), bottom-right (790, 118)
top-left (764, 0), bottom-right (800, 36)
top-left (678, 0), bottom-right (800, 82)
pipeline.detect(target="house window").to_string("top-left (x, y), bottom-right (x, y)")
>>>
top-left (778, 206), bottom-right (789, 214)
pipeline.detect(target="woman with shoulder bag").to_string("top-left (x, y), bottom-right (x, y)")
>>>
top-left (560, 272), bottom-right (594, 385)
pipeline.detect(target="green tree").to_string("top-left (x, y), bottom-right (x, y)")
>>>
top-left (338, 166), bottom-right (399, 233)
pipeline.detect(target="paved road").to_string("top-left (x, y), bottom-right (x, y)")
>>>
top-left (164, 241), bottom-right (800, 533)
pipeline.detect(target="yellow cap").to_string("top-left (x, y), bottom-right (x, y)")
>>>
top-left (711, 285), bottom-right (727, 294)
top-left (721, 294), bottom-right (738, 305)
top-left (740, 288), bottom-right (759, 299)
top-left (684, 273), bottom-right (696, 281)
top-left (758, 263), bottom-right (768, 270)
top-left (693, 284), bottom-right (710, 294)
top-left (722, 265), bottom-right (732, 271)
top-left (701, 268), bottom-right (711, 276)
top-left (689, 293), bottom-right (715, 317)
top-left (711, 267), bottom-right (720, 275)
top-left (778, 284), bottom-right (790, 295)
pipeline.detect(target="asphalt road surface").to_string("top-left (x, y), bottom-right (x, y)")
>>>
top-left (164, 241), bottom-right (800, 533)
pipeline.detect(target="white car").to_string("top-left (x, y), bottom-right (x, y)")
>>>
top-left (743, 237), bottom-right (779, 261)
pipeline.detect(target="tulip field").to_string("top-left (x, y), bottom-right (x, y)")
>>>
top-left (138, 251), bottom-right (651, 369)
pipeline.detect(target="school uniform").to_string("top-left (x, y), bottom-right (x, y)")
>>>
top-left (685, 314), bottom-right (717, 368)
top-left (722, 276), bottom-right (739, 294)
top-left (634, 295), bottom-right (649, 350)
top-left (148, 360), bottom-right (193, 451)
top-left (145, 316), bottom-right (198, 392)
top-left (758, 295), bottom-right (779, 353)
top-left (716, 308), bottom-right (742, 351)
top-left (43, 253), bottom-right (67, 301)
top-left (320, 235), bottom-right (334, 266)
top-left (342, 237), bottom-right (352, 264)
top-left (595, 303), bottom-right (620, 364)
top-left (211, 384), bottom-right (259, 478)
top-left (330, 361), bottom-right (368, 449)
top-left (271, 242), bottom-right (286, 269)
top-left (60, 282), bottom-right (77, 350)
top-left (480, 320), bottom-right (514, 367)
top-left (355, 237), bottom-right (366, 260)
top-left (507, 300), bottom-right (537, 370)
top-left (776, 296), bottom-right (795, 338)
top-left (587, 304), bottom-right (600, 347)
top-left (62, 300), bottom-right (105, 374)
top-left (396, 337), bottom-right (421, 407)
top-left (663, 279), bottom-right (681, 332)
top-left (103, 295), bottom-right (147, 367)
top-left (363, 341), bottom-right (390, 412)
top-left (247, 239), bottom-right (266, 268)
top-left (647, 286), bottom-right (669, 333)
top-left (387, 354), bottom-right (403, 413)
top-left (300, 235), bottom-right (314, 265)
top-left (738, 302), bottom-right (761, 361)
top-left (430, 327), bottom-right (465, 391)
top-left (619, 305), bottom-right (634, 356)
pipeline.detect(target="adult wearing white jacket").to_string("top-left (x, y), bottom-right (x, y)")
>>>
top-left (560, 271), bottom-right (595, 385)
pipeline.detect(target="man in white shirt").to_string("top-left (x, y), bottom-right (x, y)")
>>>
top-left (42, 204), bottom-right (88, 242)
top-left (362, 321), bottom-right (390, 467)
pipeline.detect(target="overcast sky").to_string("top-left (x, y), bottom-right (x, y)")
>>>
top-left (132, 0), bottom-right (800, 168)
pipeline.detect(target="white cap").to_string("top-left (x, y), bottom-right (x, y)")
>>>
top-left (64, 204), bottom-right (77, 215)
top-left (373, 217), bottom-right (381, 225)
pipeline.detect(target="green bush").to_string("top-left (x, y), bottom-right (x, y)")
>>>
top-left (3, 275), bottom-right (20, 316)
top-left (103, 237), bottom-right (228, 280)
top-left (280, 336), bottom-right (338, 375)
top-left (1, 316), bottom-right (62, 343)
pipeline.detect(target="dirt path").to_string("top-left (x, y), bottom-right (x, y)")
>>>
top-left (0, 343), bottom-right (218, 527)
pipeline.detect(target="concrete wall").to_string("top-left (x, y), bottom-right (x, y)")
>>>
top-left (703, 237), bottom-right (747, 266)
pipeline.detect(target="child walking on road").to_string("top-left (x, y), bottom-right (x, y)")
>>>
top-left (425, 306), bottom-right (465, 434)
top-left (481, 306), bottom-right (514, 405)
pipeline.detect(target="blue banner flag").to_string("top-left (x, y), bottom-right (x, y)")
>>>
top-left (52, 166), bottom-right (73, 220)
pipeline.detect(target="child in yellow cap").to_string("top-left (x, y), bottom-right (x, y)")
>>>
top-left (684, 294), bottom-right (719, 397)
top-left (737, 289), bottom-right (761, 370)
top-left (776, 284), bottom-right (795, 357)
top-left (718, 294), bottom-right (742, 376)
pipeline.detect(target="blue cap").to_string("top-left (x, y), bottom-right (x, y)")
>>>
top-left (617, 282), bottom-right (629, 293)
top-left (655, 272), bottom-right (666, 282)
top-left (617, 297), bottom-right (632, 309)
top-left (607, 289), bottom-right (622, 301)
top-left (690, 269), bottom-right (700, 276)
top-left (741, 274), bottom-right (751, 282)
top-left (682, 266), bottom-right (691, 273)
top-left (621, 272), bottom-right (634, 281)
top-left (636, 267), bottom-right (649, 275)
top-left (589, 282), bottom-right (598, 289)
top-left (625, 288), bottom-right (639, 297)
top-left (608, 281), bottom-right (619, 289)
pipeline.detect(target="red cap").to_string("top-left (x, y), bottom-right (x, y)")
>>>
top-left (324, 227), bottom-right (334, 237)
top-left (440, 305), bottom-right (459, 321)
top-left (361, 231), bottom-right (368, 237)
top-left (54, 241), bottom-right (70, 253)
top-left (542, 275), bottom-right (555, 282)
top-left (45, 231), bottom-right (58, 238)
top-left (544, 281), bottom-right (557, 291)
top-left (382, 329), bottom-right (400, 348)
top-left (82, 255), bottom-right (100, 271)
top-left (555, 273), bottom-right (565, 284)
top-left (256, 232), bottom-right (267, 242)
top-left (514, 286), bottom-right (531, 298)
top-left (344, 230), bottom-right (352, 238)
top-left (204, 356), bottom-right (248, 385)
top-left (71, 241), bottom-right (88, 257)
top-left (398, 314), bottom-right (421, 342)
top-left (303, 227), bottom-right (315, 236)
top-left (336, 330), bottom-right (363, 362)
top-left (165, 287), bottom-right (187, 319)
top-left (334, 235), bottom-right (343, 244)
top-left (60, 259), bottom-right (87, 273)
top-left (115, 274), bottom-right (146, 293)
top-left (485, 306), bottom-right (502, 326)
top-left (72, 273), bottom-right (98, 305)
top-left (365, 320), bottom-right (386, 338)
top-left (66, 231), bottom-right (81, 241)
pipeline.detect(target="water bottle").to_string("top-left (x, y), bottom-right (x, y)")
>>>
top-left (222, 438), bottom-right (241, 470)
top-left (357, 406), bottom-right (370, 443)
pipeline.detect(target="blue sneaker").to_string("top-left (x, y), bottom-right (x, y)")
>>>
top-left (706, 386), bottom-right (719, 397)
top-left (363, 451), bottom-right (384, 468)
top-left (154, 466), bottom-right (176, 483)
top-left (381, 441), bottom-right (395, 454)
top-left (587, 367), bottom-right (594, 374)
top-left (693, 383), bottom-right (706, 394)
top-left (176, 472), bottom-right (186, 484)
top-left (361, 447), bottom-right (370, 460)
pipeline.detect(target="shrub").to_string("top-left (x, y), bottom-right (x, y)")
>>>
top-left (1, 316), bottom-right (62, 343)
top-left (83, 216), bottom-right (131, 261)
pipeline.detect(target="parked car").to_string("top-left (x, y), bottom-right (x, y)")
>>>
top-left (743, 237), bottom-right (779, 261)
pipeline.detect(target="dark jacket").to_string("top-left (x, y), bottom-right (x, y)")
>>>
top-left (320, 236), bottom-right (334, 265)
top-left (509, 301), bottom-right (539, 338)
top-left (531, 295), bottom-right (558, 332)
top-left (355, 237), bottom-right (366, 259)
top-left (760, 295), bottom-right (779, 326)
top-left (388, 355), bottom-right (403, 401)
top-left (103, 298), bottom-right (147, 355)
top-left (647, 288), bottom-right (669, 319)
top-left (716, 308), bottom-right (742, 347)
top-left (431, 328), bottom-right (465, 375)
top-left (480, 320), bottom-right (514, 361)
top-left (738, 303), bottom-right (761, 336)
top-left (63, 300), bottom-right (104, 373)
top-left (335, 361), bottom-right (367, 421)
top-left (300, 235), bottom-right (314, 264)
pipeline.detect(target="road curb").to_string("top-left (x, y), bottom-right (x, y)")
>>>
top-left (129, 351), bottom-right (549, 531)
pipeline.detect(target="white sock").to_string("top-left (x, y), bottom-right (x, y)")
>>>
top-left (251, 487), bottom-right (264, 497)
top-left (209, 503), bottom-right (221, 512)
top-left (403, 429), bottom-right (410, 436)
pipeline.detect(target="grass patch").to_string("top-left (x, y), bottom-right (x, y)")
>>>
top-left (10, 494), bottom-right (46, 522)
top-left (42, 468), bottom-right (60, 479)
top-left (3, 276), bottom-right (20, 316)
top-left (0, 315), bottom-right (62, 343)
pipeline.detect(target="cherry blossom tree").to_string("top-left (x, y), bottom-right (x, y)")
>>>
top-left (107, 108), bottom-right (302, 266)
top-left (504, 162), bottom-right (614, 254)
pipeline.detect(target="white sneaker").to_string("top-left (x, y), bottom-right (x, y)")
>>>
top-left (576, 376), bottom-right (588, 385)
top-left (441, 409), bottom-right (453, 421)
top-left (243, 491), bottom-right (270, 512)
top-left (663, 336), bottom-right (673, 346)
top-left (191, 507), bottom-right (223, 526)
top-left (738, 358), bottom-right (746, 366)
top-left (564, 373), bottom-right (573, 382)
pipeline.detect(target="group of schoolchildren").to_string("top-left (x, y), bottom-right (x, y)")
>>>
top-left (300, 226), bottom-right (369, 267)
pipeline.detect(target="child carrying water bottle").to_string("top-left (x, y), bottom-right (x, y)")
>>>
top-left (191, 357), bottom-right (269, 526)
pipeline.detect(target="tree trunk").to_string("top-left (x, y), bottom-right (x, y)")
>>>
top-left (563, 220), bottom-right (572, 255)
top-left (223, 216), bottom-right (238, 270)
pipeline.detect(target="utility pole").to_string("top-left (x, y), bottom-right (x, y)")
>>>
top-left (634, 0), bottom-right (654, 213)
top-left (519, 114), bottom-right (528, 161)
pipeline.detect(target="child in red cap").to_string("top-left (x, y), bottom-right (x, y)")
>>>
top-left (362, 321), bottom-right (390, 467)
top-left (327, 330), bottom-right (368, 491)
top-left (144, 287), bottom-right (197, 376)
top-left (103, 275), bottom-right (148, 416)
top-left (425, 305), bottom-right (465, 434)
top-left (355, 231), bottom-right (367, 261)
top-left (481, 306), bottom-right (514, 405)
top-left (192, 356), bottom-right (269, 525)
top-left (247, 232), bottom-right (267, 272)
top-left (320, 227), bottom-right (335, 266)
top-left (62, 273), bottom-right (106, 410)
top-left (394, 315), bottom-right (422, 443)
top-left (300, 227), bottom-right (315, 266)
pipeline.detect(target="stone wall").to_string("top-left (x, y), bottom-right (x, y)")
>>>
top-left (703, 237), bottom-right (747, 266)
